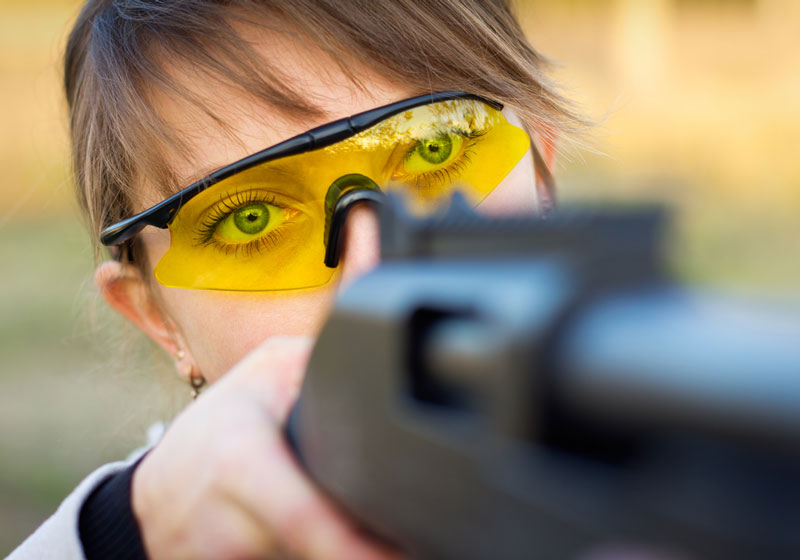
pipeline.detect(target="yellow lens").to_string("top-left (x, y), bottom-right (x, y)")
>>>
top-left (381, 100), bottom-right (530, 211)
top-left (154, 99), bottom-right (530, 291)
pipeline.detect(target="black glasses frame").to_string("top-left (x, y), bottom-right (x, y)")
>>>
top-left (99, 91), bottom-right (509, 247)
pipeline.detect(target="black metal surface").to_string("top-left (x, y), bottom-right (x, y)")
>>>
top-left (288, 195), bottom-right (800, 560)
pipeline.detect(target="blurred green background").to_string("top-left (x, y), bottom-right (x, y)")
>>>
top-left (1, 0), bottom-right (799, 553)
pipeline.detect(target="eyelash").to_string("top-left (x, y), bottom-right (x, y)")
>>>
top-left (193, 190), bottom-right (292, 257)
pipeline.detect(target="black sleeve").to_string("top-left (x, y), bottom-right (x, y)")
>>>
top-left (78, 454), bottom-right (149, 560)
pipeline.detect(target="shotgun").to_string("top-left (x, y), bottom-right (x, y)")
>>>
top-left (288, 193), bottom-right (800, 560)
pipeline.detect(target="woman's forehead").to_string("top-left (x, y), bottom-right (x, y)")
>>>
top-left (150, 27), bottom-right (420, 192)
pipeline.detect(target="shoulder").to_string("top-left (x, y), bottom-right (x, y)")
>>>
top-left (6, 423), bottom-right (165, 560)
top-left (7, 458), bottom-right (138, 560)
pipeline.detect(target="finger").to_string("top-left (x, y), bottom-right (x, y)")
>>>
top-left (229, 335), bottom-right (315, 422)
top-left (234, 432), bottom-right (402, 560)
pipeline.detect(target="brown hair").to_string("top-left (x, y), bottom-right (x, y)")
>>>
top-left (64, 0), bottom-right (585, 270)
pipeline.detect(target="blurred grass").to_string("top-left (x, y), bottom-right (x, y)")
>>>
top-left (1, 0), bottom-right (800, 554)
top-left (0, 217), bottom-right (187, 554)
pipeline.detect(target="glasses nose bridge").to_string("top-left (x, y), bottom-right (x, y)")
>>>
top-left (323, 173), bottom-right (385, 268)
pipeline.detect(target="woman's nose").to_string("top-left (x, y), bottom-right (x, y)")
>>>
top-left (336, 203), bottom-right (381, 293)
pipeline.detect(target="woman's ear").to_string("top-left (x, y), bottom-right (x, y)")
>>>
top-left (95, 260), bottom-right (188, 367)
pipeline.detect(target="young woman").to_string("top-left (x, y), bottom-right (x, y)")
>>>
top-left (11, 1), bottom-right (582, 558)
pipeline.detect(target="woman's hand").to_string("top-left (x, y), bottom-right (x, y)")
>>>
top-left (131, 336), bottom-right (401, 560)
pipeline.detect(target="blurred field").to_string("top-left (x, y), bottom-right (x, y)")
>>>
top-left (1, 0), bottom-right (799, 554)
top-left (521, 0), bottom-right (800, 294)
top-left (0, 4), bottom-right (185, 552)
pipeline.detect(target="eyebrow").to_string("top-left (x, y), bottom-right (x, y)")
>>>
top-left (168, 93), bottom-right (435, 193)
top-left (170, 113), bottom-right (339, 193)
top-left (174, 154), bottom-right (304, 193)
top-left (174, 164), bottom-right (224, 192)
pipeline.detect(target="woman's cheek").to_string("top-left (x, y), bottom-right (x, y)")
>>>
top-left (477, 148), bottom-right (538, 216)
top-left (163, 284), bottom-right (337, 383)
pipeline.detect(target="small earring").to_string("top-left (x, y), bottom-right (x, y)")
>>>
top-left (175, 349), bottom-right (205, 399)
top-left (189, 373), bottom-right (206, 400)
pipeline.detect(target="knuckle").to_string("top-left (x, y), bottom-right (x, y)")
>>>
top-left (277, 498), bottom-right (338, 559)
top-left (208, 433), bottom-right (255, 486)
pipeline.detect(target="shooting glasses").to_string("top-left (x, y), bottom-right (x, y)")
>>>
top-left (100, 91), bottom-right (536, 291)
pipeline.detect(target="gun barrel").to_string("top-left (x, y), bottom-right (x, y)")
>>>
top-left (557, 289), bottom-right (800, 447)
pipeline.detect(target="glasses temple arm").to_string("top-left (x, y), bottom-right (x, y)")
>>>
top-left (530, 141), bottom-right (557, 214)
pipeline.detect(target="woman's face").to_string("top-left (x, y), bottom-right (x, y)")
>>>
top-left (115, 31), bottom-right (541, 383)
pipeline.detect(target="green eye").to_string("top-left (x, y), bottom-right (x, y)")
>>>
top-left (233, 203), bottom-right (270, 234)
top-left (400, 132), bottom-right (465, 177)
top-left (415, 133), bottom-right (453, 164)
top-left (214, 201), bottom-right (277, 242)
